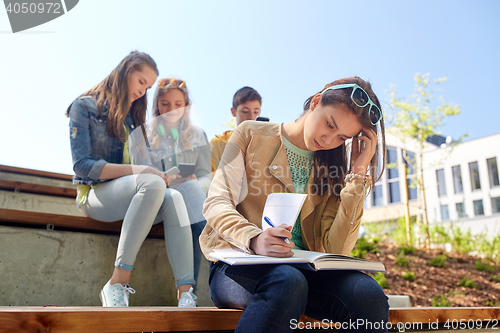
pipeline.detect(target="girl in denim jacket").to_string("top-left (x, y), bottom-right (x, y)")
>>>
top-left (67, 51), bottom-right (197, 307)
top-left (202, 77), bottom-right (389, 332)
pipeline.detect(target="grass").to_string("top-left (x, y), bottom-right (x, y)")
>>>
top-left (402, 271), bottom-right (416, 282)
top-left (457, 277), bottom-right (477, 288)
top-left (396, 256), bottom-right (410, 268)
top-left (427, 255), bottom-right (447, 268)
top-left (474, 259), bottom-right (498, 273)
top-left (431, 294), bottom-right (450, 307)
top-left (372, 272), bottom-right (390, 289)
top-left (351, 236), bottom-right (379, 259)
top-left (398, 245), bottom-right (416, 256)
top-left (489, 275), bottom-right (500, 282)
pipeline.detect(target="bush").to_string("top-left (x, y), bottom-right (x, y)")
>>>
top-left (474, 259), bottom-right (498, 273)
top-left (402, 271), bottom-right (416, 282)
top-left (396, 256), bottom-right (410, 268)
top-left (431, 294), bottom-right (449, 307)
top-left (457, 277), bottom-right (477, 288)
top-left (427, 255), bottom-right (447, 268)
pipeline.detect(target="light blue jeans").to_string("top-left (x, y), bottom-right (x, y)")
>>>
top-left (80, 174), bottom-right (195, 288)
top-left (170, 179), bottom-right (207, 292)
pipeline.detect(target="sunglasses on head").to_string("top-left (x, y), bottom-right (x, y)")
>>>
top-left (320, 83), bottom-right (382, 125)
top-left (158, 78), bottom-right (186, 88)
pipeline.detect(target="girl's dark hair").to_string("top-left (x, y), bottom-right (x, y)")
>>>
top-left (302, 76), bottom-right (386, 198)
top-left (66, 50), bottom-right (159, 142)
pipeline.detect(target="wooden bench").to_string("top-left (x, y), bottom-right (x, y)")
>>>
top-left (0, 164), bottom-right (164, 238)
top-left (1, 306), bottom-right (499, 332)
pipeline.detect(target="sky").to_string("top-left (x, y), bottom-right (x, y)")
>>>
top-left (1, 0), bottom-right (499, 175)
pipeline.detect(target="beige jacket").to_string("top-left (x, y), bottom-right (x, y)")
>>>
top-left (201, 121), bottom-right (371, 260)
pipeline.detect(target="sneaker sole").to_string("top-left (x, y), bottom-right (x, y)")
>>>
top-left (99, 289), bottom-right (108, 307)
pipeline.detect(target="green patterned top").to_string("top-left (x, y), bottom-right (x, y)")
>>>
top-left (282, 136), bottom-right (315, 249)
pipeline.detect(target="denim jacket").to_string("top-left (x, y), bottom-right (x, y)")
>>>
top-left (148, 125), bottom-right (212, 194)
top-left (68, 96), bottom-right (137, 185)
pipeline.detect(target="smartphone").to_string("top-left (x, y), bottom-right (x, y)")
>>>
top-left (255, 116), bottom-right (269, 122)
top-left (164, 166), bottom-right (180, 176)
top-left (178, 163), bottom-right (195, 178)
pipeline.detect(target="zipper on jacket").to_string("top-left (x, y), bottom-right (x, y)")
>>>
top-left (350, 179), bottom-right (369, 225)
top-left (222, 236), bottom-right (251, 254)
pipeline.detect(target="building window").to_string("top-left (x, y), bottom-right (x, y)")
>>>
top-left (436, 169), bottom-right (447, 197)
top-left (387, 146), bottom-right (400, 203)
top-left (487, 157), bottom-right (499, 188)
top-left (405, 151), bottom-right (417, 200)
top-left (473, 199), bottom-right (484, 216)
top-left (389, 182), bottom-right (401, 203)
top-left (456, 202), bottom-right (465, 218)
top-left (452, 165), bottom-right (463, 194)
top-left (440, 204), bottom-right (450, 221)
top-left (492, 197), bottom-right (500, 214)
top-left (373, 184), bottom-right (383, 206)
top-left (387, 147), bottom-right (399, 179)
top-left (407, 178), bottom-right (417, 200)
top-left (469, 161), bottom-right (481, 190)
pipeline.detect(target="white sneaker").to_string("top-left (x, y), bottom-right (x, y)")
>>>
top-left (178, 287), bottom-right (197, 307)
top-left (99, 280), bottom-right (136, 307)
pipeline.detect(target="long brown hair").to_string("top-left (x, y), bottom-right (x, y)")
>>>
top-left (302, 77), bottom-right (386, 198)
top-left (66, 51), bottom-right (159, 142)
top-left (151, 80), bottom-right (195, 150)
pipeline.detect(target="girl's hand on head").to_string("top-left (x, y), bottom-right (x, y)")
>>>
top-left (249, 224), bottom-right (294, 257)
top-left (351, 129), bottom-right (378, 176)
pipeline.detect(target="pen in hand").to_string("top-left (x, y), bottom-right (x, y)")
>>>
top-left (264, 216), bottom-right (291, 244)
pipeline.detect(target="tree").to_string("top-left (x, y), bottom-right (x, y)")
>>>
top-left (388, 73), bottom-right (466, 247)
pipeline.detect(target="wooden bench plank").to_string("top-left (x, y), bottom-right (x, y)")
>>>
top-left (0, 164), bottom-right (73, 181)
top-left (1, 307), bottom-right (499, 333)
top-left (0, 179), bottom-right (77, 198)
top-left (0, 208), bottom-right (165, 239)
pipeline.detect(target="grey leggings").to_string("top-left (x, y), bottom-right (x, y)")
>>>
top-left (81, 174), bottom-right (194, 287)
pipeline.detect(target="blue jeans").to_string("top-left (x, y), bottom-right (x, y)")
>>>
top-left (81, 174), bottom-right (195, 288)
top-left (209, 262), bottom-right (389, 333)
top-left (171, 179), bottom-right (207, 292)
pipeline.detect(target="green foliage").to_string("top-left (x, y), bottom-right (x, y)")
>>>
top-left (391, 216), bottom-right (417, 246)
top-left (431, 294), bottom-right (450, 307)
top-left (487, 300), bottom-right (500, 307)
top-left (398, 245), bottom-right (416, 256)
top-left (489, 275), bottom-right (500, 282)
top-left (429, 224), bottom-right (451, 247)
top-left (351, 236), bottom-right (379, 259)
top-left (222, 117), bottom-right (236, 130)
top-left (396, 256), bottom-right (410, 268)
top-left (474, 259), bottom-right (498, 273)
top-left (372, 272), bottom-right (390, 289)
top-left (476, 233), bottom-right (500, 261)
top-left (450, 224), bottom-right (473, 254)
top-left (457, 276), bottom-right (477, 288)
top-left (402, 271), bottom-right (416, 282)
top-left (427, 254), bottom-right (447, 268)
top-left (389, 73), bottom-right (464, 146)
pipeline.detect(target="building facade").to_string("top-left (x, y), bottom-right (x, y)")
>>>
top-left (363, 132), bottom-right (500, 237)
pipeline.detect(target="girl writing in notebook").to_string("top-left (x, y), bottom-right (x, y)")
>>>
top-left (67, 51), bottom-right (197, 307)
top-left (201, 77), bottom-right (389, 332)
